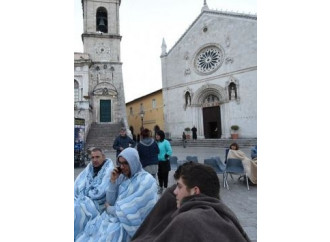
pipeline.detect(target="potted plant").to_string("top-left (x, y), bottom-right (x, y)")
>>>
top-left (230, 125), bottom-right (239, 139)
top-left (184, 127), bottom-right (191, 139)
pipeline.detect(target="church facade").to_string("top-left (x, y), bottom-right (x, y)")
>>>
top-left (74, 0), bottom-right (129, 138)
top-left (161, 3), bottom-right (257, 139)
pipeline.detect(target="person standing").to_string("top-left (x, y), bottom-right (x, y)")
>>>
top-left (182, 132), bottom-right (187, 148)
top-left (113, 127), bottom-right (136, 157)
top-left (155, 130), bottom-right (172, 194)
top-left (191, 126), bottom-right (197, 140)
top-left (137, 128), bottom-right (160, 178)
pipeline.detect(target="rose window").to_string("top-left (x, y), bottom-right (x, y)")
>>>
top-left (195, 46), bottom-right (224, 74)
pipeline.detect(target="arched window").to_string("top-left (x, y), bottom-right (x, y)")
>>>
top-left (185, 92), bottom-right (191, 106)
top-left (228, 82), bottom-right (237, 100)
top-left (74, 80), bottom-right (79, 102)
top-left (96, 7), bottom-right (108, 33)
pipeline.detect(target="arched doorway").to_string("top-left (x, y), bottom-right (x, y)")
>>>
top-left (191, 84), bottom-right (227, 139)
top-left (202, 94), bottom-right (221, 138)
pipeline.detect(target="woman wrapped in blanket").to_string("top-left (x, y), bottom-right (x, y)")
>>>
top-left (227, 143), bottom-right (257, 185)
top-left (75, 147), bottom-right (158, 242)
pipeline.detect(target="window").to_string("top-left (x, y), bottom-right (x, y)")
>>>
top-left (130, 107), bottom-right (133, 115)
top-left (96, 7), bottom-right (108, 33)
top-left (152, 99), bottom-right (156, 109)
top-left (74, 80), bottom-right (79, 102)
top-left (140, 103), bottom-right (144, 112)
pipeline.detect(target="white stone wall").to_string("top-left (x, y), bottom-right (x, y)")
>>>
top-left (162, 11), bottom-right (257, 139)
top-left (75, 0), bottom-right (129, 132)
top-left (84, 0), bottom-right (120, 34)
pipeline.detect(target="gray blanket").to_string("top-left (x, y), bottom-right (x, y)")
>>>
top-left (132, 185), bottom-right (250, 242)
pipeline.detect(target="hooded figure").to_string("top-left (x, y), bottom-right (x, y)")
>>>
top-left (75, 148), bottom-right (158, 242)
top-left (137, 128), bottom-right (159, 177)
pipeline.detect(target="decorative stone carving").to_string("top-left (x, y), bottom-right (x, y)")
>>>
top-left (92, 82), bottom-right (118, 97)
top-left (184, 68), bottom-right (191, 75)
top-left (225, 36), bottom-right (230, 47)
top-left (226, 76), bottom-right (240, 103)
top-left (194, 45), bottom-right (224, 75)
top-left (225, 57), bottom-right (234, 64)
top-left (192, 83), bottom-right (227, 106)
top-left (183, 87), bottom-right (193, 110)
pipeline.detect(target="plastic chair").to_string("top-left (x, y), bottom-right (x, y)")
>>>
top-left (212, 156), bottom-right (226, 172)
top-left (186, 156), bottom-right (198, 163)
top-left (177, 160), bottom-right (188, 166)
top-left (204, 158), bottom-right (226, 188)
top-left (169, 156), bottom-right (178, 170)
top-left (225, 158), bottom-right (249, 190)
top-left (224, 148), bottom-right (229, 164)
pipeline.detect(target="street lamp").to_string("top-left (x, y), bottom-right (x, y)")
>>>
top-left (140, 110), bottom-right (145, 131)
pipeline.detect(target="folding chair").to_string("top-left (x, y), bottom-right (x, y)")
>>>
top-left (186, 156), bottom-right (198, 163)
top-left (204, 158), bottom-right (226, 188)
top-left (224, 158), bottom-right (249, 190)
top-left (169, 156), bottom-right (178, 170)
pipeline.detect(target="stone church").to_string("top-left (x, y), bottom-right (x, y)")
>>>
top-left (74, 0), bottom-right (130, 141)
top-left (161, 1), bottom-right (257, 139)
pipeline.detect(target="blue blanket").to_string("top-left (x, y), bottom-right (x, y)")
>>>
top-left (76, 148), bottom-right (158, 242)
top-left (74, 159), bottom-right (114, 240)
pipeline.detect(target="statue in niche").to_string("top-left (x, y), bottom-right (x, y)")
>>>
top-left (228, 82), bottom-right (237, 100)
top-left (185, 91), bottom-right (191, 107)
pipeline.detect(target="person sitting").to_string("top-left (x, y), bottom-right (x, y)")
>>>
top-left (227, 143), bottom-right (257, 185)
top-left (75, 148), bottom-right (158, 242)
top-left (131, 162), bottom-right (250, 242)
top-left (74, 148), bottom-right (114, 240)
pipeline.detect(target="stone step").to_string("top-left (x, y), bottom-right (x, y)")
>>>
top-left (169, 138), bottom-right (257, 148)
top-left (86, 123), bottom-right (122, 150)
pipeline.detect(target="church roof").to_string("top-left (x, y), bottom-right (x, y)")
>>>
top-left (166, 9), bottom-right (257, 56)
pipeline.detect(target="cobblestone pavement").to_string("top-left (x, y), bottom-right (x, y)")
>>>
top-left (74, 145), bottom-right (257, 241)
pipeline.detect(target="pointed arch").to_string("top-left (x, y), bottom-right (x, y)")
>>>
top-left (225, 76), bottom-right (240, 103)
top-left (192, 83), bottom-right (227, 106)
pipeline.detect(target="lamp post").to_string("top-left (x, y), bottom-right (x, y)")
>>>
top-left (140, 110), bottom-right (145, 131)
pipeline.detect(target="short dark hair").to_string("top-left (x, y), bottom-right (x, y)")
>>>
top-left (174, 162), bottom-right (220, 199)
top-left (141, 128), bottom-right (151, 138)
top-left (156, 130), bottom-right (165, 141)
top-left (230, 142), bottom-right (239, 150)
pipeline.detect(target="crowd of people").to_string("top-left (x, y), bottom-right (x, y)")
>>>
top-left (74, 127), bottom-right (256, 241)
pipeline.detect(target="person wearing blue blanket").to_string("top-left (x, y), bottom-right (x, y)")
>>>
top-left (74, 148), bottom-right (115, 240)
top-left (75, 147), bottom-right (158, 242)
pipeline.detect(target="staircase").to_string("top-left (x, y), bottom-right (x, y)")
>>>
top-left (170, 138), bottom-right (257, 148)
top-left (85, 123), bottom-right (122, 151)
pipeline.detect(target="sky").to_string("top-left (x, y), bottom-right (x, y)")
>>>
top-left (74, 0), bottom-right (257, 102)
top-left (2, 0), bottom-right (330, 240)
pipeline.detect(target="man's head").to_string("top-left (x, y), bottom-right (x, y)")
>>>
top-left (117, 147), bottom-right (142, 178)
top-left (91, 148), bottom-right (106, 167)
top-left (141, 128), bottom-right (151, 139)
top-left (173, 162), bottom-right (220, 208)
top-left (120, 127), bottom-right (127, 137)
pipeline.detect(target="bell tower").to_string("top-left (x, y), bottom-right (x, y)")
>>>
top-left (81, 0), bottom-right (129, 128)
